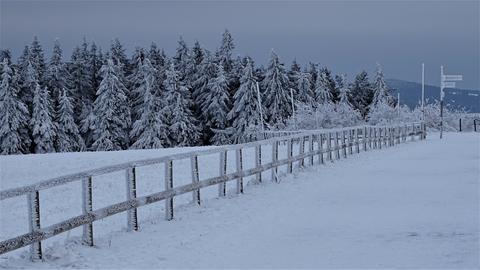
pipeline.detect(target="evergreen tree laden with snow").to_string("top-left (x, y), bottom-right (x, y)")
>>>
top-left (201, 64), bottom-right (232, 145)
top-left (228, 60), bottom-right (263, 143)
top-left (371, 63), bottom-right (393, 107)
top-left (314, 68), bottom-right (333, 106)
top-left (127, 47), bottom-right (147, 121)
top-left (262, 50), bottom-right (292, 126)
top-left (46, 39), bottom-right (69, 111)
top-left (333, 74), bottom-right (361, 127)
top-left (55, 88), bottom-right (85, 152)
top-left (349, 70), bottom-right (373, 118)
top-left (216, 29), bottom-right (235, 74)
top-left (163, 62), bottom-right (200, 147)
top-left (31, 83), bottom-right (56, 153)
top-left (130, 59), bottom-right (170, 149)
top-left (0, 59), bottom-right (30, 154)
top-left (296, 71), bottom-right (313, 105)
top-left (92, 59), bottom-right (131, 151)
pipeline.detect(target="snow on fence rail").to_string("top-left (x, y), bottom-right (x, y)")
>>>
top-left (0, 122), bottom-right (426, 260)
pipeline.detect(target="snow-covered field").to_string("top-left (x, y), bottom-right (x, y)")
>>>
top-left (0, 132), bottom-right (479, 268)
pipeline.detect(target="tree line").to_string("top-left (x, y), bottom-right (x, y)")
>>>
top-left (0, 30), bottom-right (395, 155)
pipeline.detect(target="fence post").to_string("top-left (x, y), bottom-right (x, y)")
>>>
top-left (191, 156), bottom-right (201, 205)
top-left (82, 176), bottom-right (93, 246)
top-left (348, 130), bottom-right (353, 155)
top-left (287, 139), bottom-right (293, 173)
top-left (272, 140), bottom-right (279, 182)
top-left (327, 133), bottom-right (333, 161)
top-left (255, 145), bottom-right (262, 183)
top-left (27, 191), bottom-right (42, 261)
top-left (411, 123), bottom-right (415, 141)
top-left (342, 131), bottom-right (347, 158)
top-left (319, 134), bottom-right (324, 164)
top-left (236, 148), bottom-right (244, 194)
top-left (126, 167), bottom-right (138, 231)
top-left (355, 128), bottom-right (360, 154)
top-left (363, 127), bottom-right (367, 151)
top-left (165, 160), bottom-right (173, 221)
top-left (309, 135), bottom-right (314, 166)
top-left (459, 118), bottom-right (462, 132)
top-left (299, 136), bottom-right (305, 168)
top-left (218, 151), bottom-right (227, 197)
top-left (335, 132), bottom-right (340, 160)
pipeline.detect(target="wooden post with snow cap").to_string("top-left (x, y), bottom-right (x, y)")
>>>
top-left (355, 128), bottom-right (360, 153)
top-left (327, 133), bottom-right (333, 161)
top-left (309, 135), bottom-right (314, 166)
top-left (255, 145), bottom-right (262, 183)
top-left (191, 156), bottom-right (201, 205)
top-left (348, 130), bottom-right (353, 155)
top-left (335, 132), bottom-right (340, 160)
top-left (287, 139), bottom-right (293, 173)
top-left (299, 136), bottom-right (305, 168)
top-left (319, 134), bottom-right (324, 164)
top-left (82, 176), bottom-right (94, 246)
top-left (236, 148), bottom-right (244, 194)
top-left (411, 123), bottom-right (415, 141)
top-left (126, 167), bottom-right (138, 231)
top-left (363, 127), bottom-right (367, 151)
top-left (165, 160), bottom-right (173, 221)
top-left (28, 191), bottom-right (42, 260)
top-left (218, 151), bottom-right (227, 197)
top-left (271, 140), bottom-right (279, 182)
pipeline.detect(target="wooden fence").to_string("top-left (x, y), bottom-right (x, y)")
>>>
top-left (0, 122), bottom-right (426, 260)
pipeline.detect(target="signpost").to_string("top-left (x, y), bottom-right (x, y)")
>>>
top-left (440, 66), bottom-right (462, 139)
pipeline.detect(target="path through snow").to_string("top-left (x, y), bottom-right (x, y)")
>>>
top-left (1, 133), bottom-right (478, 268)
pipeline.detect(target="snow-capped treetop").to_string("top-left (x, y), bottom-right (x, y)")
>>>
top-left (0, 59), bottom-right (30, 154)
top-left (216, 29), bottom-right (235, 73)
top-left (297, 71), bottom-right (313, 105)
top-left (337, 74), bottom-right (352, 107)
top-left (371, 63), bottom-right (392, 107)
top-left (262, 49), bottom-right (291, 126)
top-left (314, 68), bottom-right (333, 106)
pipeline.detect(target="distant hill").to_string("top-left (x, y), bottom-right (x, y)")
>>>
top-left (386, 79), bottom-right (480, 113)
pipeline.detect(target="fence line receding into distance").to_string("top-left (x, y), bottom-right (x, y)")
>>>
top-left (0, 122), bottom-right (427, 260)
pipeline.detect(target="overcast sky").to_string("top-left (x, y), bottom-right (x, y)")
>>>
top-left (1, 0), bottom-right (478, 89)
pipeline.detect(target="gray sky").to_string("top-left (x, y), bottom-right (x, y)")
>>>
top-left (1, 0), bottom-right (479, 89)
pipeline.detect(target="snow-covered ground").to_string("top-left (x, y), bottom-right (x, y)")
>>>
top-left (0, 132), bottom-right (478, 268)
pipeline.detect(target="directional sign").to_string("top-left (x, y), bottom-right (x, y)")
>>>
top-left (442, 75), bottom-right (463, 81)
top-left (441, 81), bottom-right (456, 88)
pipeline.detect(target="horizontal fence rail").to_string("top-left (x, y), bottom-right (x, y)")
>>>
top-left (0, 122), bottom-right (426, 260)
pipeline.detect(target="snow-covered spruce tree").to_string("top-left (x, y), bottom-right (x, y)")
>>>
top-left (227, 59), bottom-right (264, 143)
top-left (296, 71), bottom-right (313, 105)
top-left (349, 70), bottom-right (373, 118)
top-left (0, 59), bottom-right (30, 154)
top-left (314, 68), bottom-right (333, 106)
top-left (55, 88), bottom-right (85, 152)
top-left (371, 63), bottom-right (393, 107)
top-left (29, 36), bottom-right (46, 85)
top-left (110, 38), bottom-right (129, 75)
top-left (127, 47), bottom-right (147, 121)
top-left (288, 59), bottom-right (301, 95)
top-left (163, 62), bottom-right (200, 147)
top-left (91, 59), bottom-right (131, 151)
top-left (31, 83), bottom-right (56, 153)
top-left (173, 37), bottom-right (194, 86)
top-left (46, 39), bottom-right (69, 111)
top-left (262, 50), bottom-right (291, 127)
top-left (70, 45), bottom-right (93, 120)
top-left (216, 29), bottom-right (235, 75)
top-left (333, 74), bottom-right (361, 127)
top-left (130, 59), bottom-right (170, 149)
top-left (201, 64), bottom-right (232, 145)
top-left (191, 51), bottom-right (217, 143)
